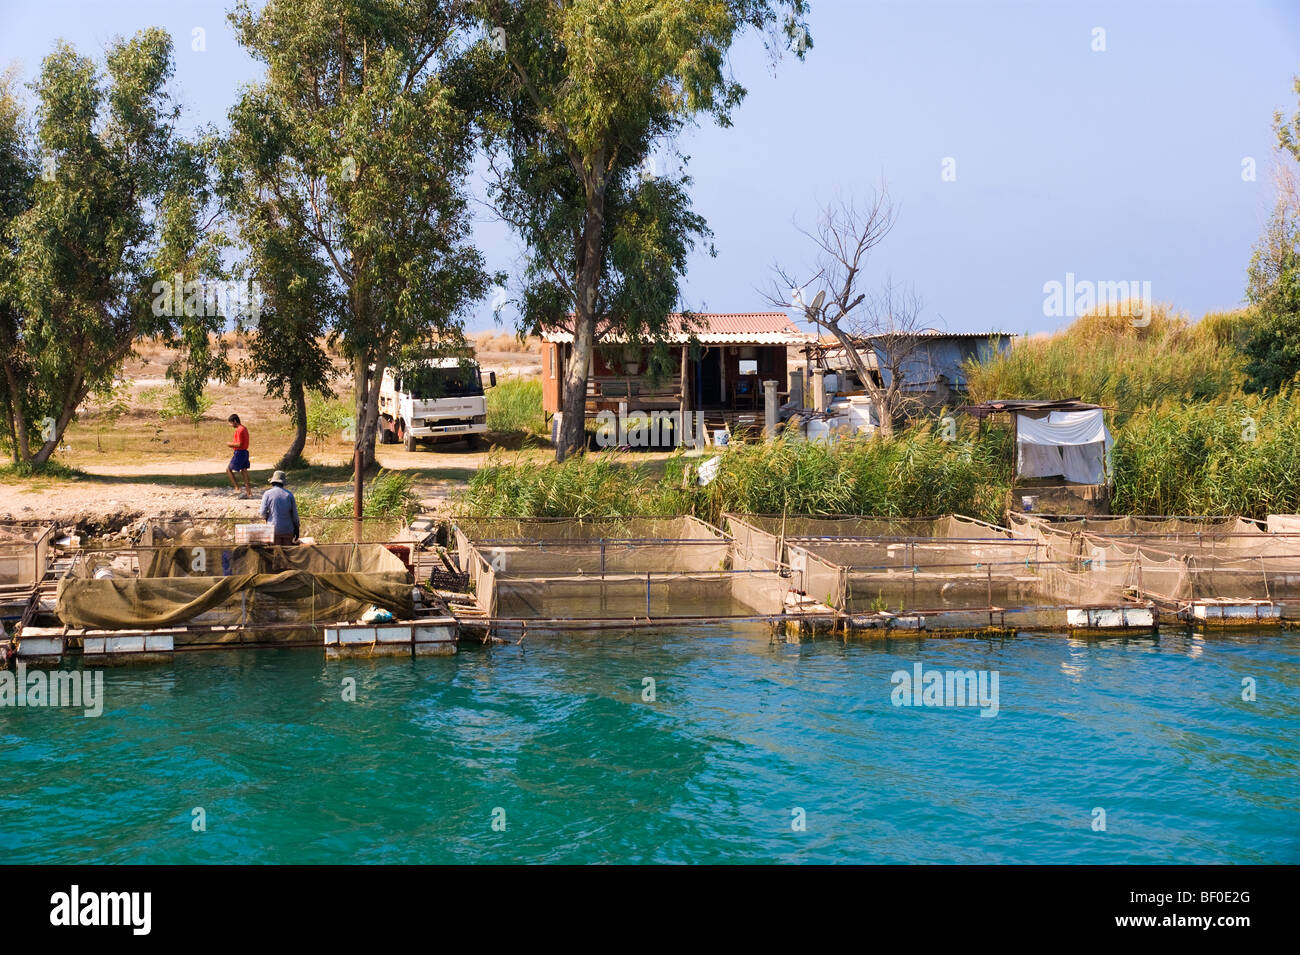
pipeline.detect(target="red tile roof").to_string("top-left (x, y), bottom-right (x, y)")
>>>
top-left (542, 312), bottom-right (811, 344)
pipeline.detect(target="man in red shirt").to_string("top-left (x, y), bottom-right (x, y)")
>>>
top-left (226, 414), bottom-right (252, 498)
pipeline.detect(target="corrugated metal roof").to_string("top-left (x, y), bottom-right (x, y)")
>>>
top-left (541, 312), bottom-right (813, 345)
top-left (958, 399), bottom-right (1107, 419)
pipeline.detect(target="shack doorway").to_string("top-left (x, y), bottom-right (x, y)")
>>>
top-left (697, 349), bottom-right (723, 407)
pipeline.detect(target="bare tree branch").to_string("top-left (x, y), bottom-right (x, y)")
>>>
top-left (761, 186), bottom-right (942, 436)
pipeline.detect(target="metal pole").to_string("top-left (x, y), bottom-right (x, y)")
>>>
top-left (763, 379), bottom-right (779, 443)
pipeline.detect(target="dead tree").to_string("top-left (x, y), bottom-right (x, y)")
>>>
top-left (764, 190), bottom-right (936, 437)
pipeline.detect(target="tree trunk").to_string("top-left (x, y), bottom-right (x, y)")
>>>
top-left (557, 317), bottom-right (592, 460)
top-left (30, 374), bottom-right (87, 465)
top-left (821, 323), bottom-right (895, 438)
top-left (556, 163), bottom-right (608, 462)
top-left (2, 362), bottom-right (30, 462)
top-left (277, 380), bottom-right (308, 470)
top-left (352, 351), bottom-right (385, 471)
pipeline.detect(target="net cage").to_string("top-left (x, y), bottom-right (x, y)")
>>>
top-left (0, 522), bottom-right (54, 591)
top-left (450, 516), bottom-right (786, 620)
top-left (1008, 512), bottom-right (1300, 605)
top-left (725, 514), bottom-right (1009, 569)
top-left (726, 514), bottom-right (1050, 614)
top-left (139, 514), bottom-right (407, 547)
top-left (56, 540), bottom-right (412, 631)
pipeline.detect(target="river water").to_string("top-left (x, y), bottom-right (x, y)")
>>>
top-left (2, 626), bottom-right (1296, 863)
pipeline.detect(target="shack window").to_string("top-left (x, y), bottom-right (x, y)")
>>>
top-left (738, 359), bottom-right (758, 376)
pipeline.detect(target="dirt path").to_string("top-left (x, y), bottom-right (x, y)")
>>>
top-left (0, 444), bottom-right (548, 530)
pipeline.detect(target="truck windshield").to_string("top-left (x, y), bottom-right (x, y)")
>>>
top-left (404, 365), bottom-right (483, 399)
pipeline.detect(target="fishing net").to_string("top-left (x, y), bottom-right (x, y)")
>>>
top-left (727, 513), bottom-right (1050, 613)
top-left (0, 522), bottom-right (53, 590)
top-left (453, 517), bottom-right (785, 619)
top-left (57, 543), bottom-right (412, 629)
top-left (1009, 513), bottom-right (1300, 604)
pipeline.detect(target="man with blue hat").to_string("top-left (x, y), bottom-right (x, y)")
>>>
top-left (260, 470), bottom-right (300, 546)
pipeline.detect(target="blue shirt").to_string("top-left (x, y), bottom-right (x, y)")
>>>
top-left (259, 485), bottom-right (300, 537)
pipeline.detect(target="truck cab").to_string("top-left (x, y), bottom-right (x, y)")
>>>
top-left (377, 358), bottom-right (494, 451)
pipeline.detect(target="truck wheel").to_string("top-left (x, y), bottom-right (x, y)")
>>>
top-left (465, 434), bottom-right (480, 451)
top-left (403, 428), bottom-right (416, 452)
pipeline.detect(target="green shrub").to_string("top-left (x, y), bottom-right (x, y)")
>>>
top-left (486, 376), bottom-right (545, 435)
top-left (457, 451), bottom-right (677, 517)
top-left (157, 387), bottom-right (212, 426)
top-left (1111, 390), bottom-right (1300, 517)
top-left (297, 468), bottom-right (420, 521)
top-left (456, 427), bottom-right (1014, 525)
top-left (305, 393), bottom-right (352, 445)
top-left (967, 304), bottom-right (1249, 425)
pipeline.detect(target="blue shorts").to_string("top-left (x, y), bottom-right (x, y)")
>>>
top-left (229, 449), bottom-right (250, 472)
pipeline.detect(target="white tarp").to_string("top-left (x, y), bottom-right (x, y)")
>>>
top-left (1016, 409), bottom-right (1112, 485)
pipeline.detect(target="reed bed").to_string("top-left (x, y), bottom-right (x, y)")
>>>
top-left (1112, 391), bottom-right (1300, 517)
top-left (967, 304), bottom-right (1251, 425)
top-left (458, 427), bottom-right (1014, 525)
top-left (486, 377), bottom-right (546, 435)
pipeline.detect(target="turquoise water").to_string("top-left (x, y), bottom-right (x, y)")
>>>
top-left (2, 627), bottom-right (1297, 864)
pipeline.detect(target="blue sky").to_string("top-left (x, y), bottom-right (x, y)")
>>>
top-left (1, 0), bottom-right (1297, 334)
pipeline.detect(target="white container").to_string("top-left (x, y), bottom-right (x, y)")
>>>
top-left (713, 429), bottom-right (730, 447)
top-left (806, 418), bottom-right (841, 444)
top-left (235, 523), bottom-right (275, 545)
top-left (844, 396), bottom-right (876, 434)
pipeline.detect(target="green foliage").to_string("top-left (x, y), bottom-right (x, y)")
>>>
top-left (457, 427), bottom-right (1014, 525)
top-left (156, 387), bottom-right (212, 426)
top-left (305, 393), bottom-right (353, 446)
top-left (1240, 72), bottom-right (1300, 393)
top-left (296, 469), bottom-right (421, 521)
top-left (457, 451), bottom-right (680, 518)
top-left (966, 304), bottom-right (1247, 425)
top-left (1110, 391), bottom-right (1300, 517)
top-left (486, 377), bottom-right (544, 434)
top-left (225, 0), bottom-right (492, 466)
top-left (0, 30), bottom-right (220, 464)
top-left (0, 459), bottom-right (79, 479)
top-left (474, 0), bottom-right (810, 457)
top-left (690, 429), bottom-right (1013, 525)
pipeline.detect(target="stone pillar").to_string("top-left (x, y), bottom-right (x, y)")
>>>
top-left (787, 368), bottom-right (803, 409)
top-left (763, 379), bottom-right (779, 442)
top-left (812, 367), bottom-right (826, 413)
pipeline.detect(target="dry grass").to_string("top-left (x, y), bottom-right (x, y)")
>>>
top-left (472, 331), bottom-right (541, 354)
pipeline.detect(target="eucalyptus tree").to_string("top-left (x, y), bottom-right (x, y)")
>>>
top-left (0, 30), bottom-right (222, 466)
top-left (241, 219), bottom-right (337, 470)
top-left (1244, 74), bottom-right (1300, 394)
top-left (475, 0), bottom-right (811, 459)
top-left (227, 0), bottom-right (492, 469)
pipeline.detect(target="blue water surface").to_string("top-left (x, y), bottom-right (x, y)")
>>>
top-left (1, 627), bottom-right (1295, 863)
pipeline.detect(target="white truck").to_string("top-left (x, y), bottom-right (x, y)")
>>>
top-left (377, 357), bottom-right (495, 451)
